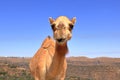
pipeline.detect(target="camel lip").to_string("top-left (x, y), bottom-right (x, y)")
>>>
top-left (56, 38), bottom-right (66, 43)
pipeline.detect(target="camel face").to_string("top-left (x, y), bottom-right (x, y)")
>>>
top-left (49, 16), bottom-right (76, 44)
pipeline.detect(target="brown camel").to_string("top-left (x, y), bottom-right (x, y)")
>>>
top-left (29, 16), bottom-right (76, 80)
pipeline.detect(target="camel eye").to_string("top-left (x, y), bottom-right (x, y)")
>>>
top-left (51, 24), bottom-right (56, 31)
top-left (69, 24), bottom-right (74, 30)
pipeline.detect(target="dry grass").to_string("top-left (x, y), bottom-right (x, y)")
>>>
top-left (0, 56), bottom-right (120, 80)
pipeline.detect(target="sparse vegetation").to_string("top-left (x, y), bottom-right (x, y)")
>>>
top-left (0, 57), bottom-right (120, 80)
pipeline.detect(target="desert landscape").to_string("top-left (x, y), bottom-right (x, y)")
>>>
top-left (0, 56), bottom-right (120, 80)
top-left (1, 0), bottom-right (120, 80)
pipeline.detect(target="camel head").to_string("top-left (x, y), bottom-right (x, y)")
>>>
top-left (49, 16), bottom-right (76, 45)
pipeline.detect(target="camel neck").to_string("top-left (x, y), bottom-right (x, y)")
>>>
top-left (47, 42), bottom-right (68, 77)
top-left (55, 42), bottom-right (68, 57)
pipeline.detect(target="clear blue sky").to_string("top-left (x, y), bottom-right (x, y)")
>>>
top-left (0, 0), bottom-right (120, 58)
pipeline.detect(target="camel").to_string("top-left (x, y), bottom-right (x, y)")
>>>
top-left (29, 16), bottom-right (76, 80)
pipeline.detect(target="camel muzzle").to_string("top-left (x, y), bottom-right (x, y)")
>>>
top-left (56, 38), bottom-right (66, 43)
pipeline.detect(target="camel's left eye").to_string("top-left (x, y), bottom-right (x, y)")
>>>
top-left (69, 24), bottom-right (74, 30)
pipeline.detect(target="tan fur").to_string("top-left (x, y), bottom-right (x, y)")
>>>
top-left (29, 16), bottom-right (76, 80)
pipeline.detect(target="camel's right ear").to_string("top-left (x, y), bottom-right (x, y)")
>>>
top-left (71, 17), bottom-right (76, 24)
top-left (49, 17), bottom-right (55, 24)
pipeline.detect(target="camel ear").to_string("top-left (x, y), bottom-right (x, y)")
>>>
top-left (49, 17), bottom-right (55, 24)
top-left (71, 17), bottom-right (76, 24)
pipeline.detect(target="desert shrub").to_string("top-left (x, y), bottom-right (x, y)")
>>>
top-left (0, 71), bottom-right (7, 75)
top-left (8, 64), bottom-right (17, 68)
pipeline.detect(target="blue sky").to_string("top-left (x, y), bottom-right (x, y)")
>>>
top-left (0, 0), bottom-right (120, 58)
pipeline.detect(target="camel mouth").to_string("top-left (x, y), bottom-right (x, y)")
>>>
top-left (56, 38), bottom-right (66, 43)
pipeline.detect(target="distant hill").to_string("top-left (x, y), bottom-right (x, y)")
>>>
top-left (67, 56), bottom-right (120, 65)
top-left (0, 56), bottom-right (120, 80)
